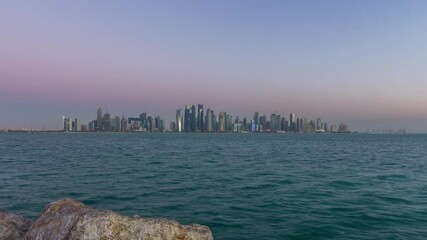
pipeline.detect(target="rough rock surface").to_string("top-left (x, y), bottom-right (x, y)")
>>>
top-left (0, 211), bottom-right (33, 240)
top-left (23, 199), bottom-right (213, 240)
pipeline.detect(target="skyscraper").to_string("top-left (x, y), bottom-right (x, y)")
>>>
top-left (226, 114), bottom-right (232, 132)
top-left (219, 112), bottom-right (226, 132)
top-left (197, 104), bottom-right (204, 132)
top-left (242, 117), bottom-right (247, 131)
top-left (205, 108), bottom-right (213, 132)
top-left (253, 112), bottom-right (259, 132)
top-left (184, 105), bottom-right (191, 132)
top-left (270, 113), bottom-right (276, 132)
top-left (121, 116), bottom-right (128, 132)
top-left (101, 113), bottom-right (111, 131)
top-left (97, 108), bottom-right (102, 132)
top-left (290, 113), bottom-right (296, 132)
top-left (176, 109), bottom-right (183, 132)
top-left (190, 105), bottom-right (196, 132)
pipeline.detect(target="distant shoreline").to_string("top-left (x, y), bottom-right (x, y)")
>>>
top-left (1, 130), bottom-right (418, 134)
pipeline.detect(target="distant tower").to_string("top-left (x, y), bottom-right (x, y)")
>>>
top-left (219, 112), bottom-right (226, 132)
top-left (197, 104), bottom-right (204, 132)
top-left (270, 113), bottom-right (276, 132)
top-left (184, 105), bottom-right (191, 132)
top-left (253, 112), bottom-right (259, 131)
top-left (121, 116), bottom-right (128, 132)
top-left (190, 105), bottom-right (196, 132)
top-left (97, 108), bottom-right (102, 131)
top-left (176, 109), bottom-right (183, 132)
top-left (205, 108), bottom-right (213, 132)
top-left (290, 113), bottom-right (296, 132)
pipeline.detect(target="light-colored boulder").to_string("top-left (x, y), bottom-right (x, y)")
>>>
top-left (24, 199), bottom-right (213, 240)
top-left (0, 211), bottom-right (32, 240)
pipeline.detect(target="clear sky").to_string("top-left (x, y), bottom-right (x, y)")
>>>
top-left (1, 0), bottom-right (427, 132)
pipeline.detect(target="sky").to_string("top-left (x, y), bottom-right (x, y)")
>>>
top-left (1, 0), bottom-right (427, 132)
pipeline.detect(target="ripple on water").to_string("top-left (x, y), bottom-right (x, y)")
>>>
top-left (1, 133), bottom-right (427, 239)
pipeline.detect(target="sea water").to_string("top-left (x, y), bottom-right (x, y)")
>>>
top-left (1, 133), bottom-right (427, 239)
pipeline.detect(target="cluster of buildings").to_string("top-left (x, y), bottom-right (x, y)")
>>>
top-left (63, 105), bottom-right (350, 133)
top-left (64, 108), bottom-right (166, 132)
top-left (173, 105), bottom-right (349, 133)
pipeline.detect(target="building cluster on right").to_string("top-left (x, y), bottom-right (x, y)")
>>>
top-left (173, 104), bottom-right (350, 133)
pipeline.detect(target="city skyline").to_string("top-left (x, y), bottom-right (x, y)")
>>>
top-left (1, 1), bottom-right (427, 132)
top-left (60, 105), bottom-right (350, 134)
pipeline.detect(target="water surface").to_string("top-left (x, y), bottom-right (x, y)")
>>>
top-left (1, 133), bottom-right (427, 239)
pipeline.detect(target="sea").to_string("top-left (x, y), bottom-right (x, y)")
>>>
top-left (1, 133), bottom-right (426, 239)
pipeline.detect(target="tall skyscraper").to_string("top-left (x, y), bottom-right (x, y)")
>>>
top-left (253, 112), bottom-right (259, 131)
top-left (205, 108), bottom-right (213, 132)
top-left (226, 114), bottom-right (232, 132)
top-left (176, 109), bottom-right (183, 132)
top-left (155, 116), bottom-right (161, 131)
top-left (298, 118), bottom-right (304, 132)
top-left (140, 113), bottom-right (147, 129)
top-left (97, 108), bottom-right (102, 132)
top-left (184, 105), bottom-right (191, 132)
top-left (101, 113), bottom-right (111, 131)
top-left (290, 113), bottom-right (296, 132)
top-left (197, 104), bottom-right (204, 132)
top-left (219, 112), bottom-right (226, 132)
top-left (190, 105), bottom-right (196, 132)
top-left (242, 117), bottom-right (247, 131)
top-left (270, 113), bottom-right (276, 132)
top-left (316, 118), bottom-right (322, 131)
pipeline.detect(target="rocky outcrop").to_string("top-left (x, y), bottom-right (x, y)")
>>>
top-left (0, 212), bottom-right (32, 240)
top-left (1, 199), bottom-right (212, 240)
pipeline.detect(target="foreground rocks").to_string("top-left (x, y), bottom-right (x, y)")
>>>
top-left (0, 199), bottom-right (213, 240)
top-left (0, 212), bottom-right (33, 239)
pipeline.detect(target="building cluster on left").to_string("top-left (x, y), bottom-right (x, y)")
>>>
top-left (62, 107), bottom-right (165, 132)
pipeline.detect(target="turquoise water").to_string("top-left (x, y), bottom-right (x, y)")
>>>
top-left (1, 133), bottom-right (427, 239)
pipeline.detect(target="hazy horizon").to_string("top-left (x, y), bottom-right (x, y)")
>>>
top-left (1, 1), bottom-right (427, 132)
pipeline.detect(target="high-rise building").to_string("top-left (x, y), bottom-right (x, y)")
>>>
top-left (147, 116), bottom-right (153, 131)
top-left (160, 119), bottom-right (165, 132)
top-left (121, 116), bottom-right (128, 132)
top-left (242, 117), bottom-right (247, 131)
top-left (219, 112), bottom-right (226, 132)
top-left (89, 120), bottom-right (97, 132)
top-left (226, 114), bottom-right (232, 132)
top-left (316, 118), bottom-right (322, 131)
top-left (259, 115), bottom-right (267, 132)
top-left (298, 118), bottom-right (304, 132)
top-left (270, 113), bottom-right (277, 132)
top-left (176, 109), bottom-right (183, 132)
top-left (63, 116), bottom-right (71, 132)
top-left (290, 113), bottom-right (296, 132)
top-left (155, 116), bottom-right (161, 131)
top-left (111, 116), bottom-right (121, 131)
top-left (72, 118), bottom-right (79, 131)
top-left (97, 108), bottom-right (102, 132)
top-left (101, 113), bottom-right (111, 131)
top-left (253, 112), bottom-right (259, 131)
top-left (140, 113), bottom-right (147, 129)
top-left (190, 105), bottom-right (196, 132)
top-left (197, 104), bottom-right (204, 132)
top-left (184, 105), bottom-right (191, 132)
top-left (205, 108), bottom-right (213, 132)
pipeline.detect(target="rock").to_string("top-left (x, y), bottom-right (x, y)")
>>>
top-left (24, 199), bottom-right (213, 240)
top-left (0, 211), bottom-right (33, 240)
